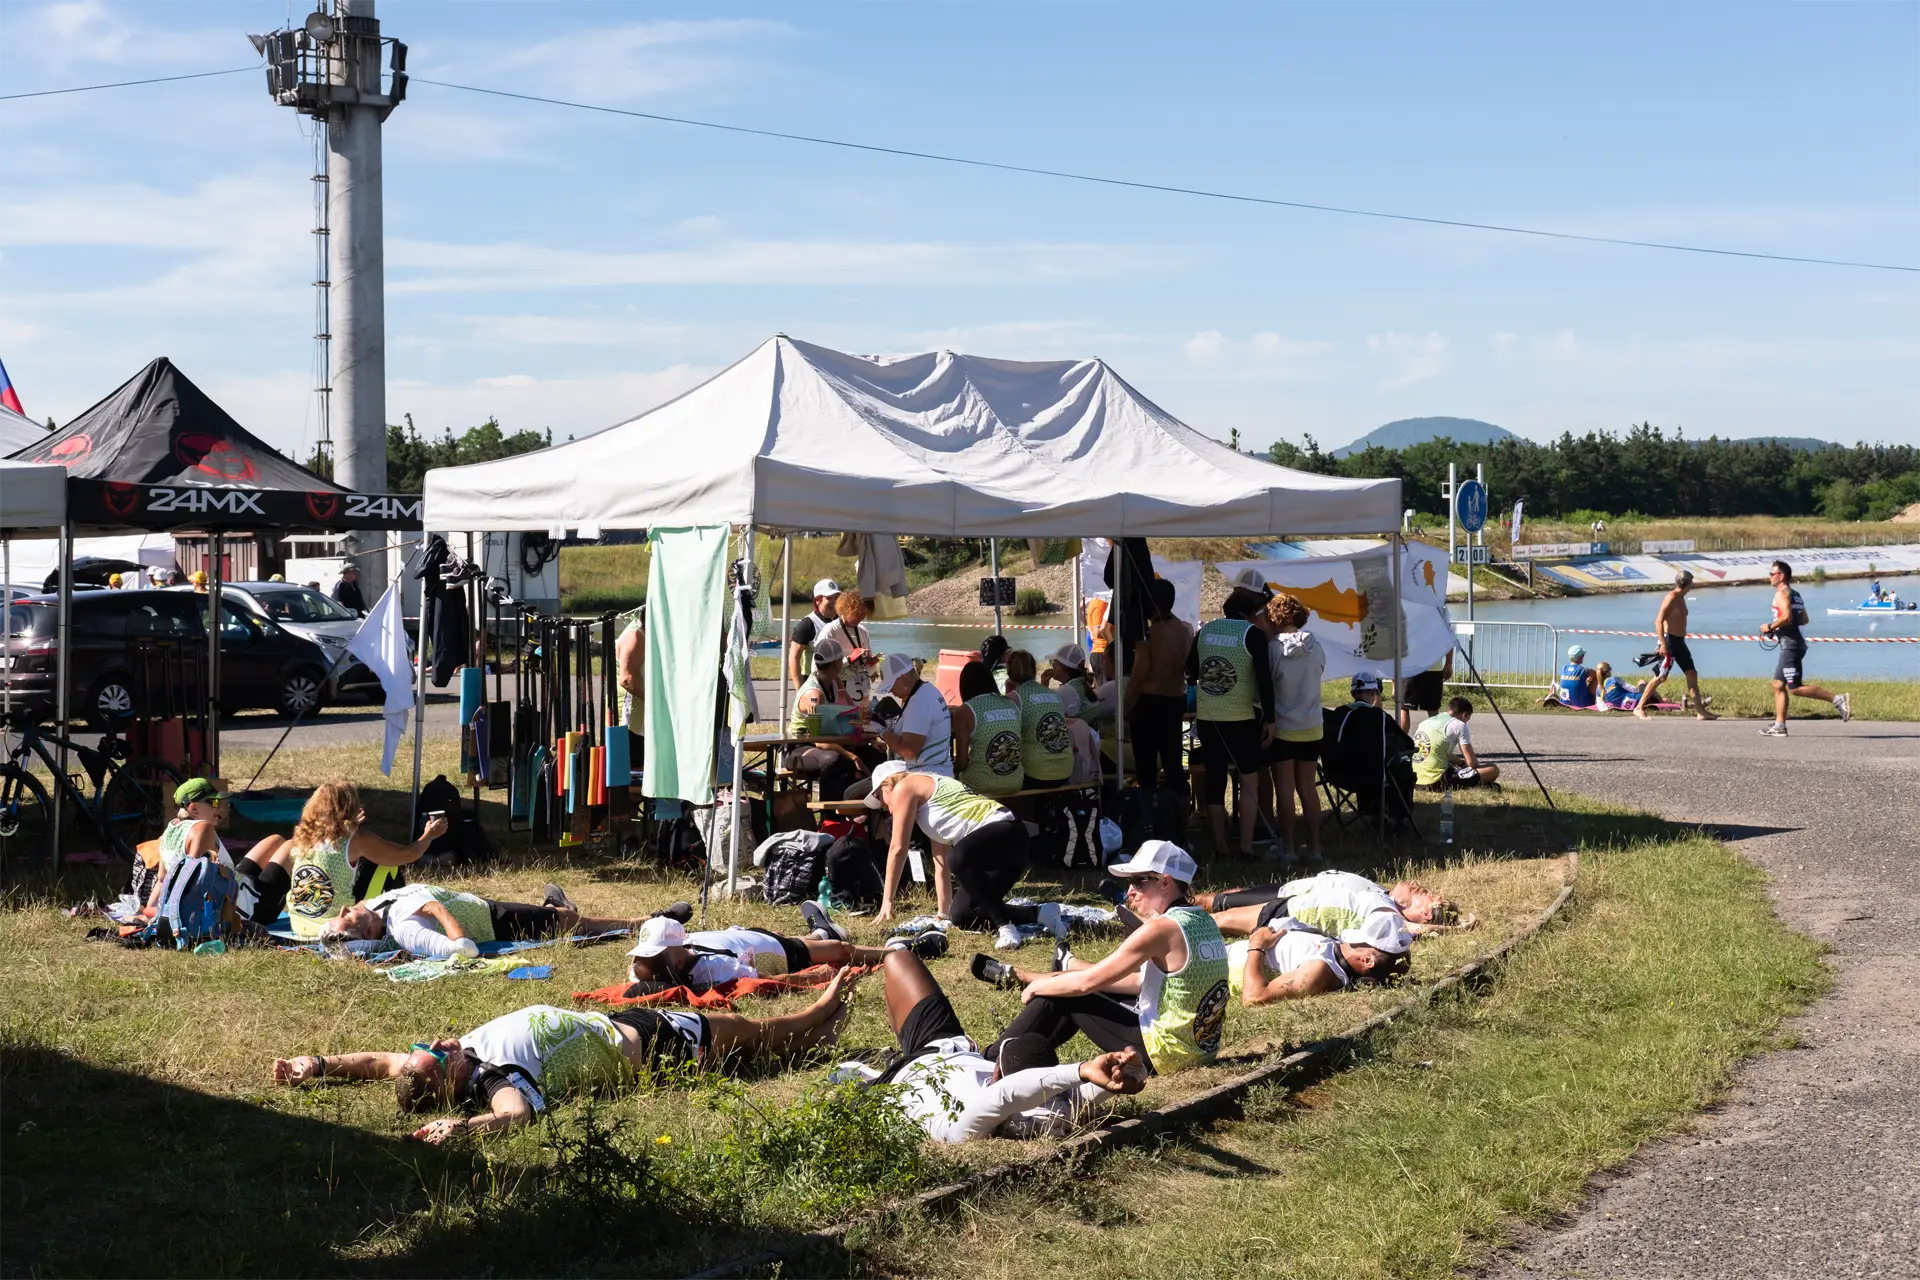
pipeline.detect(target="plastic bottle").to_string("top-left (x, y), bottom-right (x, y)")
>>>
top-left (1439, 789), bottom-right (1455, 846)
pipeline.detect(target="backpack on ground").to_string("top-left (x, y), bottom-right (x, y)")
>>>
top-left (823, 833), bottom-right (887, 909)
top-left (149, 856), bottom-right (239, 949)
top-left (754, 830), bottom-right (834, 905)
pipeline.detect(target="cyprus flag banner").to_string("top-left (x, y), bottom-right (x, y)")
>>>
top-left (1214, 542), bottom-right (1454, 681)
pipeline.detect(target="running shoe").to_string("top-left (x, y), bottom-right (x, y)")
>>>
top-left (654, 900), bottom-right (694, 924)
top-left (994, 923), bottom-right (1024, 950)
top-left (1114, 903), bottom-right (1144, 935)
top-left (971, 951), bottom-right (1017, 987)
top-left (800, 899), bottom-right (849, 943)
top-left (1760, 723), bottom-right (1790, 737)
top-left (1835, 692), bottom-right (1851, 723)
top-left (1036, 902), bottom-right (1068, 941)
top-left (542, 883), bottom-right (575, 912)
top-left (886, 929), bottom-right (949, 960)
top-left (1052, 937), bottom-right (1072, 973)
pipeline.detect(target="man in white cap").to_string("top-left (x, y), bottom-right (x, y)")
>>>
top-left (787, 578), bottom-right (843, 692)
top-left (1230, 566), bottom-right (1272, 597)
top-left (1230, 908), bottom-right (1411, 1006)
top-left (973, 840), bottom-right (1230, 1076)
top-left (1041, 642), bottom-right (1096, 707)
top-left (623, 912), bottom-right (928, 991)
top-left (874, 652), bottom-right (953, 776)
top-left (1201, 867), bottom-right (1464, 937)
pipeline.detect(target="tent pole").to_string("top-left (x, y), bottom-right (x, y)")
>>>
top-left (778, 536), bottom-right (792, 734)
top-left (725, 522), bottom-right (753, 900)
top-left (208, 531), bottom-right (222, 776)
top-left (410, 544), bottom-right (429, 838)
top-left (1069, 541), bottom-right (1082, 663)
top-left (989, 538), bottom-right (1003, 635)
top-left (52, 520), bottom-right (72, 868)
top-left (1388, 534), bottom-right (1403, 842)
top-left (1113, 539), bottom-right (1126, 796)
top-left (3, 537), bottom-right (12, 747)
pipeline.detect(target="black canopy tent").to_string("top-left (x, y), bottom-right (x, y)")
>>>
top-left (9, 359), bottom-right (422, 851)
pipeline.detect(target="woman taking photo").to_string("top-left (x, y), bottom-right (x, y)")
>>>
top-left (249, 780), bottom-right (447, 939)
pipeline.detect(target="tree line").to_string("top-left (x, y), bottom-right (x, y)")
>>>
top-left (1265, 424), bottom-right (1920, 522)
top-left (304, 415), bottom-right (550, 493)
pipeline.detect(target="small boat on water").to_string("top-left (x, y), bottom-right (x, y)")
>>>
top-left (1828, 592), bottom-right (1918, 616)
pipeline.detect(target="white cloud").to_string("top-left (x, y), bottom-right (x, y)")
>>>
top-left (459, 314), bottom-right (697, 347)
top-left (1367, 330), bottom-right (1451, 390)
top-left (386, 365), bottom-right (718, 440)
top-left (1180, 330), bottom-right (1334, 380)
top-left (429, 18), bottom-right (790, 106)
top-left (24, 0), bottom-right (234, 71)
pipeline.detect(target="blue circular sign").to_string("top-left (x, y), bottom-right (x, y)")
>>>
top-left (1455, 479), bottom-right (1488, 534)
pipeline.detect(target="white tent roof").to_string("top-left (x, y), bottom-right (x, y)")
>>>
top-left (423, 336), bottom-right (1401, 537)
top-left (0, 404), bottom-right (45, 455)
top-left (1, 460), bottom-right (67, 537)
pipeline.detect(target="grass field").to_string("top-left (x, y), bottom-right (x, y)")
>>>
top-left (0, 736), bottom-right (1823, 1277)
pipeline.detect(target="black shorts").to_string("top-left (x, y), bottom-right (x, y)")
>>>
top-left (1255, 897), bottom-right (1295, 928)
top-left (610, 1008), bottom-right (708, 1068)
top-left (872, 991), bottom-right (972, 1084)
top-left (775, 933), bottom-right (814, 974)
top-left (1657, 637), bottom-right (1696, 676)
top-left (1774, 645), bottom-right (1808, 689)
top-left (1404, 670), bottom-right (1446, 714)
top-left (1265, 735), bottom-right (1321, 764)
top-left (489, 900), bottom-right (563, 941)
top-left (1197, 719), bottom-right (1266, 804)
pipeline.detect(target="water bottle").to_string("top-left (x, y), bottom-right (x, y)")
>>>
top-left (1438, 789), bottom-right (1455, 846)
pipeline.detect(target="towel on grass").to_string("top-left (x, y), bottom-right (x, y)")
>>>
top-left (574, 964), bottom-right (844, 1010)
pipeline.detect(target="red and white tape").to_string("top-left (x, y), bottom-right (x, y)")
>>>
top-left (1558, 628), bottom-right (1917, 644)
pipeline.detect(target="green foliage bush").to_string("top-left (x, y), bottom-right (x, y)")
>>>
top-left (1014, 587), bottom-right (1050, 616)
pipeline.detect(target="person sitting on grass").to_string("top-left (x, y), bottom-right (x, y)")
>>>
top-left (143, 778), bottom-right (302, 922)
top-left (1227, 909), bottom-right (1412, 1006)
top-left (1198, 868), bottom-right (1473, 937)
top-left (319, 882), bottom-right (640, 959)
top-left (249, 780), bottom-right (447, 938)
top-left (1411, 697), bottom-right (1500, 789)
top-left (848, 948), bottom-right (1146, 1143)
top-left (1554, 645), bottom-right (1598, 708)
top-left (269, 971), bottom-right (862, 1144)
top-left (970, 841), bottom-right (1229, 1077)
top-left (622, 912), bottom-right (932, 993)
top-left (1595, 661), bottom-right (1642, 711)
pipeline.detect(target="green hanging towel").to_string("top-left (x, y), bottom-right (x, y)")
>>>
top-left (642, 526), bottom-right (728, 805)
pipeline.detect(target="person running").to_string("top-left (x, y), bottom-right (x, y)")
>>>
top-left (867, 761), bottom-right (1063, 949)
top-left (1188, 585), bottom-right (1278, 858)
top-left (1555, 645), bottom-right (1598, 708)
top-left (951, 659), bottom-right (1025, 797)
top-left (1412, 697), bottom-right (1499, 788)
top-left (318, 882), bottom-right (640, 958)
top-left (268, 972), bottom-right (859, 1144)
top-left (1227, 909), bottom-right (1411, 1005)
top-left (1002, 649), bottom-right (1074, 786)
top-left (845, 948), bottom-right (1145, 1143)
top-left (1761, 560), bottom-right (1849, 736)
top-left (622, 914), bottom-right (907, 990)
top-left (1635, 571), bottom-right (1718, 721)
top-left (973, 841), bottom-right (1230, 1077)
top-left (1199, 868), bottom-right (1470, 937)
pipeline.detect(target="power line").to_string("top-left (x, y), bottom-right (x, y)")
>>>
top-left (0, 66), bottom-right (257, 102)
top-left (415, 77), bottom-right (1920, 275)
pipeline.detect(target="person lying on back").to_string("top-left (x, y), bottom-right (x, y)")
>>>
top-left (1228, 910), bottom-right (1411, 1006)
top-left (622, 913), bottom-right (916, 992)
top-left (321, 883), bottom-right (640, 959)
top-left (1200, 868), bottom-right (1472, 936)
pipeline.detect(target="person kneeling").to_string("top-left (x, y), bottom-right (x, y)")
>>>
top-left (269, 973), bottom-right (860, 1143)
top-left (321, 883), bottom-right (640, 958)
top-left (848, 949), bottom-right (1144, 1143)
top-left (1230, 906), bottom-right (1411, 1006)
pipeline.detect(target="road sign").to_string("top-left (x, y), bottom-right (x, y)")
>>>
top-left (1455, 479), bottom-right (1487, 534)
top-left (1452, 545), bottom-right (1492, 565)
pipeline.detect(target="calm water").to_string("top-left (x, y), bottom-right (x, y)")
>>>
top-left (763, 575), bottom-right (1920, 682)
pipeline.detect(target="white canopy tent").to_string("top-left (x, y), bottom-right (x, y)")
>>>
top-left (3, 459), bottom-right (70, 744)
top-left (0, 404), bottom-right (46, 456)
top-left (424, 336), bottom-right (1400, 537)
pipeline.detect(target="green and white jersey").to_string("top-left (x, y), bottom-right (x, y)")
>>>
top-left (372, 885), bottom-right (497, 943)
top-left (1137, 906), bottom-right (1231, 1072)
top-left (158, 817), bottom-right (231, 875)
top-left (788, 673), bottom-right (828, 738)
top-left (958, 692), bottom-right (1024, 796)
top-left (288, 837), bottom-right (355, 938)
top-left (1014, 680), bottom-right (1073, 782)
top-left (1274, 870), bottom-right (1399, 936)
top-left (914, 775), bottom-right (1015, 846)
top-left (459, 1006), bottom-right (631, 1113)
top-left (1193, 619), bottom-right (1257, 722)
top-left (1412, 713), bottom-right (1467, 786)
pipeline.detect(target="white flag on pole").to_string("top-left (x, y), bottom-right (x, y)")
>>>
top-left (1511, 499), bottom-right (1525, 545)
top-left (345, 582), bottom-right (414, 773)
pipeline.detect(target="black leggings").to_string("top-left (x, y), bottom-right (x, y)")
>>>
top-left (989, 992), bottom-right (1151, 1073)
top-left (1210, 885), bottom-right (1288, 912)
top-left (946, 818), bottom-right (1035, 931)
top-left (1131, 693), bottom-right (1188, 795)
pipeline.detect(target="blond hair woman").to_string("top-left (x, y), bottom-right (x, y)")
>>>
top-left (243, 780), bottom-right (446, 938)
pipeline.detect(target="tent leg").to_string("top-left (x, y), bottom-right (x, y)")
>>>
top-left (1069, 542), bottom-right (1082, 659)
top-left (3, 537), bottom-right (11, 750)
top-left (725, 522), bottom-right (753, 900)
top-left (990, 538), bottom-right (1003, 635)
top-left (207, 531), bottom-right (223, 776)
top-left (778, 536), bottom-right (791, 733)
top-left (410, 552), bottom-right (429, 838)
top-left (1387, 535), bottom-right (1403, 843)
top-left (52, 521), bottom-right (72, 868)
top-left (1113, 539), bottom-right (1126, 796)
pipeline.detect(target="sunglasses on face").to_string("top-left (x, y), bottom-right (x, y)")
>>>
top-left (410, 1044), bottom-right (448, 1065)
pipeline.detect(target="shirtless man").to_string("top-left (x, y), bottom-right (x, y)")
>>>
top-left (1634, 571), bottom-right (1717, 721)
top-left (1760, 560), bottom-right (1848, 737)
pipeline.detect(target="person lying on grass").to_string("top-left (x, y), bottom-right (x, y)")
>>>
top-left (1197, 869), bottom-right (1475, 937)
top-left (847, 948), bottom-right (1145, 1143)
top-left (1225, 908), bottom-right (1412, 1006)
top-left (621, 910), bottom-right (942, 993)
top-left (319, 882), bottom-right (641, 959)
top-left (968, 840), bottom-right (1230, 1077)
top-left (270, 971), bottom-right (861, 1144)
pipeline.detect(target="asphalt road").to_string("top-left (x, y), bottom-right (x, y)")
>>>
top-left (1474, 711), bottom-right (1920, 1280)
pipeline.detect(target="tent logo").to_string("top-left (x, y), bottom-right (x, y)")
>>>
top-left (305, 492), bottom-right (341, 522)
top-left (102, 482), bottom-right (139, 517)
top-left (175, 431), bottom-right (260, 483)
top-left (48, 434), bottom-right (94, 467)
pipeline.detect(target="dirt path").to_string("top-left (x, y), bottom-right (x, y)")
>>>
top-left (1473, 713), bottom-right (1920, 1279)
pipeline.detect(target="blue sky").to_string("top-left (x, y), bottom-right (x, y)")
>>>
top-left (3, 0), bottom-right (1916, 462)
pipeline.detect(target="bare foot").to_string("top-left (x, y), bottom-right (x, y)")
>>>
top-left (1696, 710), bottom-right (1719, 721)
top-left (1632, 705), bottom-right (1651, 720)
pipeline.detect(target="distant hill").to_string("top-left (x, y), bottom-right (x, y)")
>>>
top-left (1726, 435), bottom-right (1837, 451)
top-left (1333, 417), bottom-right (1519, 457)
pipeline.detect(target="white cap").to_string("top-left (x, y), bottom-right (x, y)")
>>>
top-left (1055, 684), bottom-right (1082, 718)
top-left (1049, 642), bottom-right (1088, 670)
top-left (1340, 910), bottom-right (1412, 956)
top-left (812, 579), bottom-right (842, 599)
top-left (876, 653), bottom-right (917, 688)
top-left (1106, 839), bottom-right (1199, 886)
top-left (813, 635), bottom-right (851, 664)
top-left (1231, 567), bottom-right (1270, 593)
top-left (863, 759), bottom-right (910, 806)
top-left (627, 916), bottom-right (688, 957)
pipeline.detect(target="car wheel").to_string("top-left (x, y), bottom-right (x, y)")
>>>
top-left (88, 675), bottom-right (136, 729)
top-left (279, 669), bottom-right (326, 719)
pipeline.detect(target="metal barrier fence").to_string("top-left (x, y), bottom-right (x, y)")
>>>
top-left (1448, 619), bottom-right (1560, 690)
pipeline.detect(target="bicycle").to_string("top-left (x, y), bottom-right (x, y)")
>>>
top-left (0, 722), bottom-right (185, 865)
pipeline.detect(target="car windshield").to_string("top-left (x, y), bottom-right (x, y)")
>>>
top-left (3, 602), bottom-right (53, 638)
top-left (249, 588), bottom-right (357, 623)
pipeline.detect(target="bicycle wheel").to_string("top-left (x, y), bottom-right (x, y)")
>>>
top-left (0, 765), bottom-right (55, 864)
top-left (99, 756), bottom-right (185, 860)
